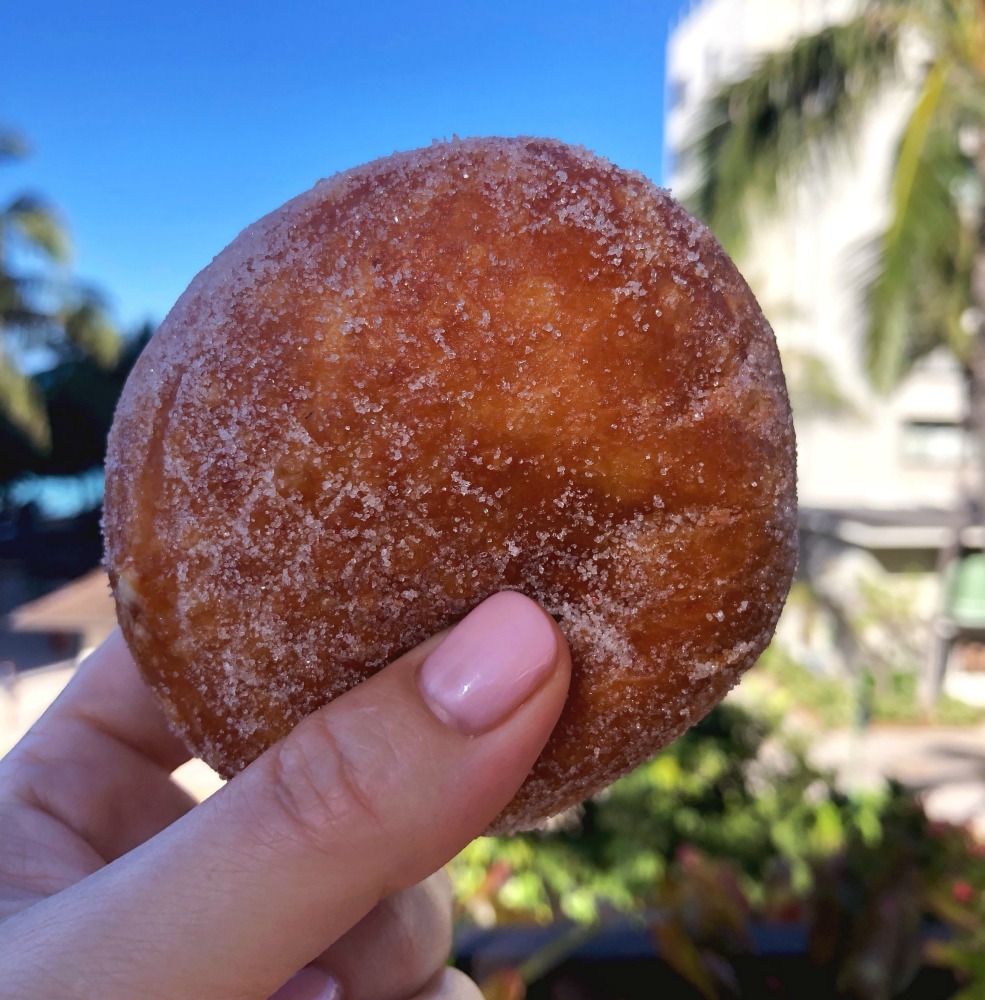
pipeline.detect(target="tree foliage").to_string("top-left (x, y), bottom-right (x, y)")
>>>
top-left (683, 0), bottom-right (985, 395)
top-left (0, 127), bottom-right (137, 493)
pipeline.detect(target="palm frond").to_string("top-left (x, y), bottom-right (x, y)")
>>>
top-left (62, 300), bottom-right (121, 369)
top-left (781, 348), bottom-right (862, 419)
top-left (0, 272), bottom-right (67, 348)
top-left (910, 0), bottom-right (985, 74)
top-left (682, 14), bottom-right (901, 255)
top-left (861, 63), bottom-right (975, 391)
top-left (0, 354), bottom-right (50, 455)
top-left (0, 129), bottom-right (29, 165)
top-left (2, 194), bottom-right (71, 263)
top-left (0, 270), bottom-right (66, 310)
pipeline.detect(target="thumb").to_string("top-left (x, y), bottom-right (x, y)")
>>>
top-left (2, 591), bottom-right (570, 1000)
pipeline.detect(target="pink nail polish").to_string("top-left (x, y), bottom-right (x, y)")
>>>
top-left (268, 967), bottom-right (341, 1000)
top-left (419, 591), bottom-right (558, 734)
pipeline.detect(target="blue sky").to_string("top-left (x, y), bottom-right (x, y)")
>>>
top-left (3, 1), bottom-right (691, 331)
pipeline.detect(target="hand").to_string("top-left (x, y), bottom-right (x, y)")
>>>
top-left (0, 591), bottom-right (570, 999)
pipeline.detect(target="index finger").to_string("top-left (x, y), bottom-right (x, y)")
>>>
top-left (14, 629), bottom-right (191, 774)
top-left (1, 631), bottom-right (195, 862)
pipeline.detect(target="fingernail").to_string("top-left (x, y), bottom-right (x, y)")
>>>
top-left (269, 967), bottom-right (341, 1000)
top-left (419, 591), bottom-right (558, 734)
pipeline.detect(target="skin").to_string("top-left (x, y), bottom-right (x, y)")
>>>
top-left (0, 595), bottom-right (571, 1000)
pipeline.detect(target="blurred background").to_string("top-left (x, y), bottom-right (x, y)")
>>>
top-left (4, 0), bottom-right (985, 996)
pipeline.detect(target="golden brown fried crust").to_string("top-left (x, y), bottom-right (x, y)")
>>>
top-left (103, 137), bottom-right (797, 832)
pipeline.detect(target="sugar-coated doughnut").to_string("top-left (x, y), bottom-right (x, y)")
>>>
top-left (103, 137), bottom-right (797, 833)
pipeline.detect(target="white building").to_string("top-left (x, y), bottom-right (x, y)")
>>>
top-left (665, 0), bottom-right (975, 681)
top-left (667, 0), bottom-right (967, 511)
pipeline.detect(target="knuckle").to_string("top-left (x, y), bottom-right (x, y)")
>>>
top-left (428, 868), bottom-right (454, 910)
top-left (265, 714), bottom-right (387, 852)
top-left (388, 878), bottom-right (455, 983)
top-left (321, 877), bottom-right (455, 998)
top-left (385, 903), bottom-right (423, 978)
top-left (422, 872), bottom-right (455, 955)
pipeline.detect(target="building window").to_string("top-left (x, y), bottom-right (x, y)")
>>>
top-left (901, 419), bottom-right (966, 467)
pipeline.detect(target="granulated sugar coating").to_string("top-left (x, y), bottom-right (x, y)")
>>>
top-left (103, 137), bottom-right (797, 833)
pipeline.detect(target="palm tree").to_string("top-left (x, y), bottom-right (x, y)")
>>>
top-left (683, 0), bottom-right (985, 705)
top-left (0, 127), bottom-right (121, 497)
top-left (687, 0), bottom-right (983, 397)
top-left (0, 129), bottom-right (67, 458)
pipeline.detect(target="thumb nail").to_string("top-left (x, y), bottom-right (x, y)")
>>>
top-left (419, 591), bottom-right (558, 734)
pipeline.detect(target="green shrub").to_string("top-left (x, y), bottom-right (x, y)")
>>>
top-left (452, 700), bottom-right (985, 997)
top-left (452, 702), bottom-right (890, 925)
